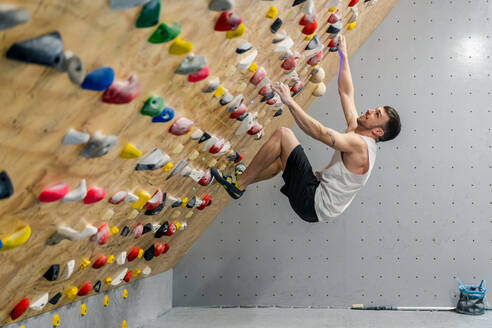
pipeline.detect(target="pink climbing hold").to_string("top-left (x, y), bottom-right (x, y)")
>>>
top-left (249, 66), bottom-right (266, 86)
top-left (188, 66), bottom-right (210, 83)
top-left (92, 255), bottom-right (108, 269)
top-left (229, 103), bottom-right (247, 119)
top-left (101, 74), bottom-right (141, 104)
top-left (214, 11), bottom-right (242, 31)
top-left (307, 50), bottom-right (323, 66)
top-left (144, 189), bottom-right (163, 210)
top-left (93, 224), bottom-right (110, 245)
top-left (281, 56), bottom-right (297, 70)
top-left (39, 183), bottom-right (70, 202)
top-left (247, 121), bottom-right (263, 135)
top-left (133, 223), bottom-right (144, 239)
top-left (84, 186), bottom-right (106, 204)
top-left (198, 169), bottom-right (213, 186)
top-left (169, 117), bottom-right (194, 136)
top-left (301, 20), bottom-right (317, 35)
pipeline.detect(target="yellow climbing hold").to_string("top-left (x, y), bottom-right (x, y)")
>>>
top-left (123, 289), bottom-right (128, 299)
top-left (131, 190), bottom-right (151, 210)
top-left (81, 304), bottom-right (87, 316)
top-left (80, 258), bottom-right (91, 270)
top-left (304, 33), bottom-right (315, 41)
top-left (105, 277), bottom-right (112, 285)
top-left (266, 6), bottom-right (278, 19)
top-left (163, 162), bottom-right (174, 172)
top-left (138, 248), bottom-right (144, 259)
top-left (169, 37), bottom-right (193, 56)
top-left (213, 85), bottom-right (224, 98)
top-left (110, 226), bottom-right (119, 236)
top-left (120, 143), bottom-right (142, 159)
top-left (133, 269), bottom-right (142, 277)
top-left (53, 314), bottom-right (61, 327)
top-left (328, 6), bottom-right (337, 12)
top-left (0, 224), bottom-right (31, 252)
top-left (107, 254), bottom-right (115, 264)
top-left (104, 295), bottom-right (110, 307)
top-left (248, 62), bottom-right (258, 72)
top-left (65, 286), bottom-right (78, 300)
top-left (347, 21), bottom-right (357, 30)
top-left (226, 23), bottom-right (245, 39)
top-left (122, 320), bottom-right (127, 328)
top-left (175, 222), bottom-right (182, 230)
top-left (180, 197), bottom-right (188, 208)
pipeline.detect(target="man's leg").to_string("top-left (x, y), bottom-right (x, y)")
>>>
top-left (249, 158), bottom-right (282, 184)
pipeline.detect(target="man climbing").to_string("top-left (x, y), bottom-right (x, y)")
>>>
top-left (211, 35), bottom-right (401, 222)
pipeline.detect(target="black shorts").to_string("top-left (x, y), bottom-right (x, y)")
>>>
top-left (280, 145), bottom-right (320, 223)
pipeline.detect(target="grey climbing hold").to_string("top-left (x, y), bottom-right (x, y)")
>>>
top-left (219, 93), bottom-right (234, 106)
top-left (135, 148), bottom-right (169, 171)
top-left (175, 54), bottom-right (207, 75)
top-left (109, 0), bottom-right (152, 11)
top-left (226, 94), bottom-right (244, 113)
top-left (208, 0), bottom-right (234, 11)
top-left (81, 132), bottom-right (118, 158)
top-left (0, 170), bottom-right (14, 200)
top-left (63, 128), bottom-right (90, 145)
top-left (202, 77), bottom-right (220, 93)
top-left (190, 129), bottom-right (204, 140)
top-left (0, 5), bottom-right (31, 30)
top-left (7, 31), bottom-right (64, 67)
top-left (66, 55), bottom-right (85, 85)
top-left (121, 225), bottom-right (130, 237)
top-left (166, 160), bottom-right (188, 180)
top-left (236, 42), bottom-right (252, 54)
top-left (305, 35), bottom-right (320, 50)
top-left (171, 198), bottom-right (182, 208)
top-left (186, 196), bottom-right (197, 208)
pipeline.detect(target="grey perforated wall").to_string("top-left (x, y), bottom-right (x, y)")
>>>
top-left (174, 0), bottom-right (492, 307)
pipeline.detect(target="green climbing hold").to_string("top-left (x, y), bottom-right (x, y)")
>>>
top-left (148, 22), bottom-right (181, 43)
top-left (141, 96), bottom-right (165, 117)
top-left (136, 0), bottom-right (161, 28)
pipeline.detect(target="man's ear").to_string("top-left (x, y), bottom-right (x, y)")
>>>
top-left (372, 127), bottom-right (384, 138)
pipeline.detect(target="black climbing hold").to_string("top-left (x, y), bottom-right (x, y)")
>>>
top-left (0, 6), bottom-right (31, 31)
top-left (171, 199), bottom-right (182, 208)
top-left (143, 245), bottom-right (155, 261)
top-left (198, 132), bottom-right (211, 144)
top-left (154, 221), bottom-right (169, 238)
top-left (270, 18), bottom-right (283, 34)
top-left (292, 0), bottom-right (307, 6)
top-left (261, 93), bottom-right (275, 102)
top-left (49, 292), bottom-right (62, 305)
top-left (121, 225), bottom-right (130, 237)
top-left (236, 113), bottom-right (249, 121)
top-left (142, 223), bottom-right (153, 234)
top-left (329, 47), bottom-right (339, 52)
top-left (0, 170), bottom-right (14, 200)
top-left (93, 280), bottom-right (102, 293)
top-left (274, 109), bottom-right (283, 117)
top-left (305, 35), bottom-right (320, 50)
top-left (145, 200), bottom-right (165, 216)
top-left (43, 264), bottom-right (60, 281)
top-left (186, 196), bottom-right (197, 208)
top-left (6, 31), bottom-right (64, 67)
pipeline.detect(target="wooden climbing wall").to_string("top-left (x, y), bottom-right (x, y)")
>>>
top-left (0, 0), bottom-right (398, 324)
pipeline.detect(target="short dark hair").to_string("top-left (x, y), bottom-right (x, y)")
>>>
top-left (379, 106), bottom-right (401, 142)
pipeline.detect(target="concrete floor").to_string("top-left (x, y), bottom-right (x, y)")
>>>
top-left (142, 307), bottom-right (492, 328)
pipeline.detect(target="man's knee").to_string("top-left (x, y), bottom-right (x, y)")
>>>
top-left (275, 127), bottom-right (295, 140)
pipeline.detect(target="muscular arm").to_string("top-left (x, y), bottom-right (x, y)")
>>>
top-left (337, 35), bottom-right (358, 131)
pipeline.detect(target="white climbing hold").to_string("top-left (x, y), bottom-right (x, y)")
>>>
top-left (57, 223), bottom-right (97, 241)
top-left (63, 129), bottom-right (90, 145)
top-left (215, 141), bottom-right (230, 156)
top-left (142, 266), bottom-right (152, 275)
top-left (136, 148), bottom-right (169, 171)
top-left (172, 143), bottom-right (184, 154)
top-left (188, 150), bottom-right (199, 160)
top-left (310, 67), bottom-right (325, 83)
top-left (129, 209), bottom-right (139, 219)
top-left (189, 169), bottom-right (205, 182)
top-left (236, 42), bottom-right (253, 54)
top-left (64, 259), bottom-right (75, 279)
top-left (237, 49), bottom-right (258, 70)
top-left (272, 30), bottom-right (287, 43)
top-left (102, 208), bottom-right (115, 221)
top-left (117, 252), bottom-right (127, 265)
top-left (190, 129), bottom-right (203, 140)
top-left (312, 82), bottom-right (326, 97)
top-left (30, 293), bottom-right (49, 311)
top-left (302, 0), bottom-right (315, 16)
top-left (166, 195), bottom-right (179, 206)
top-left (152, 224), bottom-right (161, 233)
top-left (274, 37), bottom-right (294, 53)
top-left (109, 0), bottom-right (151, 11)
top-left (202, 77), bottom-right (220, 93)
top-left (111, 268), bottom-right (129, 285)
top-left (202, 135), bottom-right (219, 152)
top-left (110, 190), bottom-right (128, 204)
top-left (236, 113), bottom-right (258, 135)
top-left (257, 77), bottom-right (271, 89)
top-left (62, 179), bottom-right (87, 202)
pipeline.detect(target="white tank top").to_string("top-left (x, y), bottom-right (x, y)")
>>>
top-left (314, 135), bottom-right (377, 221)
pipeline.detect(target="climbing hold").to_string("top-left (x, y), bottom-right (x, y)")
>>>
top-left (80, 259), bottom-right (91, 270)
top-left (327, 35), bottom-right (340, 49)
top-left (203, 77), bottom-right (220, 92)
top-left (165, 222), bottom-right (176, 236)
top-left (142, 266), bottom-right (152, 275)
top-left (302, 20), bottom-right (317, 35)
top-left (133, 223), bottom-right (144, 239)
top-left (105, 277), bottom-right (112, 285)
top-left (274, 37), bottom-right (294, 53)
top-left (272, 30), bottom-right (287, 43)
top-left (290, 81), bottom-right (304, 96)
top-left (348, 0), bottom-right (359, 6)
top-left (141, 96), bottom-right (165, 117)
top-left (145, 189), bottom-right (163, 210)
top-left (110, 190), bottom-right (127, 204)
top-left (132, 190), bottom-right (151, 210)
top-left (188, 149), bottom-right (200, 160)
top-left (92, 223), bottom-right (110, 245)
top-left (202, 135), bottom-right (218, 152)
top-left (102, 74), bottom-right (141, 104)
top-left (154, 221), bottom-right (169, 238)
top-left (77, 282), bottom-right (93, 296)
top-left (11, 298), bottom-right (29, 320)
top-left (7, 31), bottom-right (63, 67)
top-left (248, 62), bottom-right (258, 73)
top-left (226, 23), bottom-right (245, 38)
top-left (250, 66), bottom-right (266, 86)
top-left (171, 197), bottom-right (182, 208)
top-left (122, 320), bottom-right (127, 328)
top-left (62, 179), bottom-right (87, 202)
top-left (176, 54), bottom-right (207, 75)
top-left (53, 314), bottom-right (61, 327)
top-left (84, 186), bottom-right (106, 204)
top-left (209, 138), bottom-right (225, 154)
top-left (144, 245), bottom-right (155, 261)
top-left (93, 255), bottom-right (108, 269)
top-left (299, 14), bottom-right (316, 26)
top-left (214, 11), bottom-right (242, 31)
top-left (81, 132), bottom-right (118, 158)
top-left (326, 20), bottom-right (342, 34)
top-left (266, 6), bottom-right (278, 18)
top-left (143, 223), bottom-right (153, 234)
top-left (0, 5), bottom-right (31, 30)
top-left (292, 0), bottom-right (306, 5)
top-left (81, 67), bottom-right (115, 91)
top-left (127, 246), bottom-right (139, 262)
top-left (65, 286), bottom-right (78, 300)
top-left (248, 121), bottom-right (263, 135)
top-left (111, 268), bottom-right (129, 286)
top-left (109, 0), bottom-right (152, 10)
top-left (43, 264), bottom-right (60, 281)
top-left (136, 0), bottom-right (161, 28)
top-left (124, 270), bottom-right (132, 282)
top-left (169, 37), bottom-right (193, 56)
top-left (213, 85), bottom-right (225, 98)
top-left (152, 106), bottom-right (175, 123)
top-left (117, 251), bottom-right (127, 265)
top-left (220, 93), bottom-right (234, 106)
top-left (121, 226), bottom-right (130, 237)
top-left (39, 183), bottom-right (69, 202)
top-left (235, 112), bottom-right (256, 135)
top-left (0, 171), bottom-right (13, 200)
top-left (30, 293), bottom-right (49, 311)
top-left (281, 56), bottom-right (297, 71)
top-left (167, 160), bottom-right (188, 180)
top-left (123, 289), bottom-right (129, 299)
top-left (188, 65), bottom-right (210, 82)
top-left (63, 259), bottom-right (75, 280)
top-left (198, 169), bottom-right (213, 186)
top-left (126, 193), bottom-right (139, 204)
top-left (197, 194), bottom-right (213, 210)
top-left (270, 17), bottom-right (282, 33)
top-left (312, 82), bottom-right (326, 97)
top-left (63, 129), bottom-right (90, 145)
top-left (199, 132), bottom-right (211, 143)
top-left (305, 35), bottom-right (320, 50)
top-left (307, 50), bottom-right (323, 66)
top-left (65, 54), bottom-right (86, 85)
top-left (209, 0), bottom-right (234, 11)
top-left (136, 148), bottom-right (169, 170)
top-left (148, 22), bottom-right (182, 43)
top-left (154, 242), bottom-right (165, 256)
top-left (236, 42), bottom-right (252, 54)
top-left (81, 304), bottom-right (87, 316)
top-left (138, 249), bottom-right (144, 258)
top-left (94, 280), bottom-right (102, 293)
top-left (129, 209), bottom-right (139, 219)
top-left (180, 197), bottom-right (189, 208)
top-left (327, 9), bottom-right (341, 24)
top-left (49, 292), bottom-right (62, 305)
top-left (169, 117), bottom-right (193, 136)
top-left (347, 21), bottom-right (357, 30)
top-left (104, 295), bottom-right (110, 307)
top-left (237, 49), bottom-right (257, 70)
top-left (229, 103), bottom-right (247, 119)
top-left (107, 254), bottom-right (115, 263)
top-left (226, 95), bottom-right (244, 113)
top-left (187, 196), bottom-right (197, 208)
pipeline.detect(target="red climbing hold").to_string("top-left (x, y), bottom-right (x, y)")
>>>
top-left (133, 223), bottom-right (144, 239)
top-left (348, 0), bottom-right (359, 7)
top-left (127, 246), bottom-right (139, 262)
top-left (145, 189), bottom-right (163, 210)
top-left (250, 66), bottom-right (266, 86)
top-left (281, 56), bottom-right (297, 70)
top-left (165, 222), bottom-right (176, 236)
top-left (328, 37), bottom-right (339, 48)
top-left (169, 117), bottom-right (193, 136)
top-left (214, 11), bottom-right (242, 31)
top-left (11, 298), bottom-right (29, 320)
top-left (92, 255), bottom-right (108, 269)
top-left (209, 138), bottom-right (225, 154)
top-left (77, 282), bottom-right (93, 296)
top-left (101, 74), bottom-right (141, 104)
top-left (266, 97), bottom-right (277, 105)
top-left (247, 121), bottom-right (263, 135)
top-left (188, 66), bottom-right (210, 83)
top-left (327, 10), bottom-right (340, 24)
top-left (93, 224), bottom-right (110, 245)
top-left (124, 270), bottom-right (132, 283)
top-left (197, 194), bottom-right (213, 210)
top-left (39, 183), bottom-right (70, 202)
top-left (84, 186), bottom-right (106, 204)
top-left (307, 50), bottom-right (323, 66)
top-left (301, 20), bottom-right (317, 35)
top-left (258, 84), bottom-right (273, 97)
top-left (299, 14), bottom-right (316, 26)
top-left (154, 242), bottom-right (165, 256)
top-left (290, 81), bottom-right (304, 96)
top-left (229, 103), bottom-right (248, 119)
top-left (198, 169), bottom-right (213, 186)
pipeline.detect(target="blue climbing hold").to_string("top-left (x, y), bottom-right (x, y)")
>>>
top-left (0, 239), bottom-right (3, 250)
top-left (152, 107), bottom-right (175, 123)
top-left (81, 67), bottom-right (115, 91)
